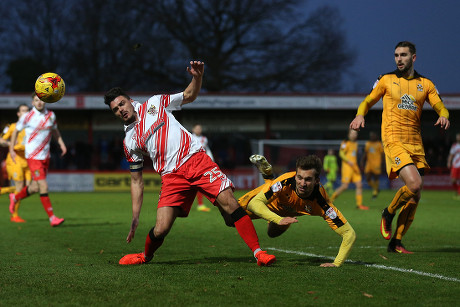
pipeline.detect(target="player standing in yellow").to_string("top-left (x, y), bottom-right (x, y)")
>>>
top-left (330, 130), bottom-right (368, 210)
top-left (361, 131), bottom-right (384, 199)
top-left (221, 154), bottom-right (356, 267)
top-left (350, 41), bottom-right (450, 253)
top-left (1, 104), bottom-right (31, 222)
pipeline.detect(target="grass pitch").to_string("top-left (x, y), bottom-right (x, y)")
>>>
top-left (1, 189), bottom-right (460, 306)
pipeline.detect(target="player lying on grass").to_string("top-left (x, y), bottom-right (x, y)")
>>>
top-left (104, 61), bottom-right (275, 266)
top-left (221, 154), bottom-right (356, 267)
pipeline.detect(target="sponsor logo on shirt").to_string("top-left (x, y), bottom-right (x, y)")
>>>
top-left (271, 181), bottom-right (282, 193)
top-left (398, 94), bottom-right (417, 111)
top-left (325, 207), bottom-right (337, 219)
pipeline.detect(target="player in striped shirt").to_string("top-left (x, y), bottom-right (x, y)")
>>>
top-left (105, 61), bottom-right (276, 266)
top-left (447, 133), bottom-right (460, 199)
top-left (8, 94), bottom-right (67, 227)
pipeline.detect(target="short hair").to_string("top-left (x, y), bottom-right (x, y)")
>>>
top-left (395, 41), bottom-right (416, 55)
top-left (104, 87), bottom-right (131, 107)
top-left (17, 104), bottom-right (29, 112)
top-left (296, 155), bottom-right (323, 179)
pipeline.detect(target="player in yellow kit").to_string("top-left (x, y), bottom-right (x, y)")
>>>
top-left (2, 104), bottom-right (32, 222)
top-left (330, 129), bottom-right (368, 210)
top-left (361, 131), bottom-right (384, 199)
top-left (221, 154), bottom-right (356, 267)
top-left (350, 41), bottom-right (450, 253)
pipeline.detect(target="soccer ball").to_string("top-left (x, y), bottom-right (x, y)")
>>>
top-left (34, 72), bottom-right (65, 103)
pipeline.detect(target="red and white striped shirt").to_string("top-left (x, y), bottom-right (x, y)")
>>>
top-left (16, 107), bottom-right (57, 160)
top-left (450, 143), bottom-right (460, 168)
top-left (123, 93), bottom-right (203, 176)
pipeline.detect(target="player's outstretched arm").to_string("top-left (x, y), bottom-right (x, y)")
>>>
top-left (182, 60), bottom-right (204, 105)
top-left (127, 171), bottom-right (144, 243)
top-left (52, 129), bottom-right (67, 156)
top-left (322, 222), bottom-right (356, 267)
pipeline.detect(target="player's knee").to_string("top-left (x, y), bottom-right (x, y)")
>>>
top-left (406, 182), bottom-right (422, 195)
top-left (153, 225), bottom-right (172, 239)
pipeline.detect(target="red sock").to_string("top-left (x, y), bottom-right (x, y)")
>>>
top-left (456, 184), bottom-right (460, 195)
top-left (232, 208), bottom-right (261, 252)
top-left (40, 194), bottom-right (54, 218)
top-left (15, 186), bottom-right (29, 201)
top-left (144, 228), bottom-right (164, 259)
top-left (197, 192), bottom-right (204, 205)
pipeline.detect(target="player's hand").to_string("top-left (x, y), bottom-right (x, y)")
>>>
top-left (186, 61), bottom-right (204, 79)
top-left (9, 149), bottom-right (16, 163)
top-left (279, 217), bottom-right (298, 225)
top-left (320, 262), bottom-right (337, 267)
top-left (350, 115), bottom-right (365, 131)
top-left (60, 143), bottom-right (67, 156)
top-left (435, 116), bottom-right (450, 130)
top-left (126, 217), bottom-right (139, 243)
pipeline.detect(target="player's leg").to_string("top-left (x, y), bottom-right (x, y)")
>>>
top-left (10, 179), bottom-right (26, 222)
top-left (119, 206), bottom-right (181, 265)
top-left (386, 165), bottom-right (421, 252)
top-left (249, 154), bottom-right (274, 180)
top-left (372, 173), bottom-right (380, 198)
top-left (216, 188), bottom-right (276, 266)
top-left (267, 222), bottom-right (290, 238)
top-left (354, 181), bottom-right (368, 210)
top-left (330, 182), bottom-right (349, 202)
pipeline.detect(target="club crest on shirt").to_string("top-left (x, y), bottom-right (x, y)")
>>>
top-left (304, 205), bottom-right (312, 213)
top-left (417, 83), bottom-right (423, 92)
top-left (398, 94), bottom-right (417, 111)
top-left (271, 181), bottom-right (282, 192)
top-left (147, 105), bottom-right (158, 116)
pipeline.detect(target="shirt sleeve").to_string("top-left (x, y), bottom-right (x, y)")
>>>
top-left (123, 141), bottom-right (144, 172)
top-left (332, 222), bottom-right (356, 267)
top-left (246, 190), bottom-right (284, 224)
top-left (165, 92), bottom-right (184, 111)
top-left (15, 114), bottom-right (26, 131)
top-left (356, 76), bottom-right (386, 116)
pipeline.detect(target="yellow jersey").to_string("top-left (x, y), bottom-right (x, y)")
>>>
top-left (364, 140), bottom-right (384, 168)
top-left (363, 70), bottom-right (442, 145)
top-left (2, 123), bottom-right (26, 158)
top-left (239, 171), bottom-right (347, 231)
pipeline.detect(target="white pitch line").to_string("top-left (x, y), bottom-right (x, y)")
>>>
top-left (267, 247), bottom-right (460, 283)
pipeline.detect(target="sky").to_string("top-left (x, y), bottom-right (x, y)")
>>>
top-left (306, 0), bottom-right (459, 94)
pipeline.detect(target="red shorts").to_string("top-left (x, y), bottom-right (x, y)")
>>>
top-left (158, 152), bottom-right (234, 217)
top-left (451, 167), bottom-right (460, 180)
top-left (27, 158), bottom-right (50, 181)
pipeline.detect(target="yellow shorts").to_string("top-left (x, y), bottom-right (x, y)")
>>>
top-left (341, 164), bottom-right (362, 183)
top-left (384, 142), bottom-right (429, 180)
top-left (6, 154), bottom-right (31, 182)
top-left (364, 163), bottom-right (381, 175)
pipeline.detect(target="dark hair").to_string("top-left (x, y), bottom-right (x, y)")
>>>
top-left (17, 104), bottom-right (29, 112)
top-left (104, 87), bottom-right (131, 107)
top-left (395, 41), bottom-right (416, 55)
top-left (296, 155), bottom-right (322, 178)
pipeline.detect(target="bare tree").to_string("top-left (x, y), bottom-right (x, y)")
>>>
top-left (0, 0), bottom-right (354, 93)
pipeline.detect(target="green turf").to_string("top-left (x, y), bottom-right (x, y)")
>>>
top-left (1, 189), bottom-right (460, 306)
